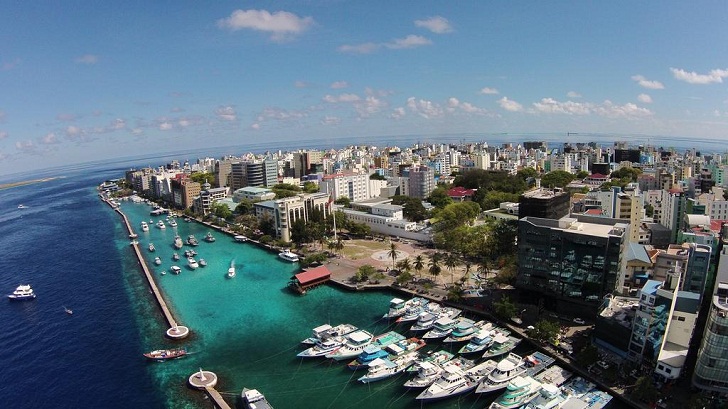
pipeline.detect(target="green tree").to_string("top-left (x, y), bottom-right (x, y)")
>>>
top-left (610, 167), bottom-right (642, 181)
top-left (211, 202), bottom-right (232, 220)
top-left (347, 221), bottom-right (371, 237)
top-left (388, 242), bottom-right (399, 271)
top-left (334, 196), bottom-right (351, 207)
top-left (396, 258), bottom-right (411, 274)
top-left (575, 170), bottom-right (589, 179)
top-left (189, 172), bottom-right (217, 187)
top-left (575, 344), bottom-right (599, 367)
top-left (428, 253), bottom-right (442, 284)
top-left (355, 264), bottom-right (377, 283)
top-left (447, 283), bottom-right (463, 302)
top-left (444, 253), bottom-right (460, 285)
top-left (632, 376), bottom-right (658, 403)
top-left (235, 199), bottom-right (254, 215)
top-left (645, 203), bottom-right (654, 218)
top-left (493, 296), bottom-right (516, 320)
top-left (290, 218), bottom-right (313, 246)
top-left (516, 167), bottom-right (538, 181)
top-left (428, 186), bottom-right (453, 209)
top-left (413, 255), bottom-right (425, 280)
top-left (396, 270), bottom-right (414, 285)
top-left (540, 170), bottom-right (575, 188)
top-left (302, 181), bottom-right (319, 193)
top-left (272, 183), bottom-right (302, 198)
top-left (527, 319), bottom-right (560, 344)
top-left (369, 173), bottom-right (386, 180)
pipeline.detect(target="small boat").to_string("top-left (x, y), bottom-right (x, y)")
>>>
top-left (227, 260), bottom-right (236, 278)
top-left (234, 235), bottom-right (248, 242)
top-left (422, 316), bottom-right (458, 340)
top-left (416, 358), bottom-right (497, 401)
top-left (325, 330), bottom-right (374, 360)
top-left (64, 306), bottom-right (73, 315)
top-left (358, 351), bottom-right (420, 383)
top-left (170, 266), bottom-right (182, 275)
top-left (396, 300), bottom-right (430, 323)
top-left (489, 376), bottom-right (543, 409)
top-left (297, 337), bottom-right (345, 358)
top-left (407, 349), bottom-right (455, 373)
top-left (475, 353), bottom-right (528, 394)
top-left (168, 218), bottom-right (177, 227)
top-left (301, 323), bottom-right (358, 345)
top-left (17, 204), bottom-right (27, 209)
top-left (187, 257), bottom-right (199, 269)
top-left (204, 232), bottom-right (215, 242)
top-left (187, 235), bottom-right (199, 246)
top-left (242, 388), bottom-right (273, 409)
top-left (140, 221), bottom-right (149, 232)
top-left (161, 271), bottom-right (167, 275)
top-left (278, 249), bottom-right (299, 262)
top-left (148, 243), bottom-right (156, 252)
top-left (8, 284), bottom-right (36, 300)
top-left (154, 257), bottom-right (162, 265)
top-left (443, 319), bottom-right (489, 343)
top-left (199, 258), bottom-right (207, 267)
top-left (156, 220), bottom-right (166, 229)
top-left (173, 235), bottom-right (183, 249)
top-left (347, 345), bottom-right (389, 370)
top-left (172, 253), bottom-right (180, 261)
top-left (482, 334), bottom-right (522, 359)
top-left (143, 347), bottom-right (187, 361)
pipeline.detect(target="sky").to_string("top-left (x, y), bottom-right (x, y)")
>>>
top-left (1, 1), bottom-right (728, 175)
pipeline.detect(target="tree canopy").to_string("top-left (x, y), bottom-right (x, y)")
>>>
top-left (189, 172), bottom-right (217, 187)
top-left (610, 167), bottom-right (642, 181)
top-left (428, 186), bottom-right (453, 209)
top-left (272, 183), bottom-right (301, 198)
top-left (540, 170), bottom-right (575, 188)
top-left (454, 169), bottom-right (527, 194)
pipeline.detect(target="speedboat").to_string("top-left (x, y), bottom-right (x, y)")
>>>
top-left (8, 284), bottom-right (36, 300)
top-left (143, 347), bottom-right (187, 361)
top-left (148, 243), bottom-right (156, 252)
top-left (489, 376), bottom-right (543, 409)
top-left (168, 218), bottom-right (177, 227)
top-left (172, 253), bottom-right (180, 261)
top-left (301, 323), bottom-right (358, 345)
top-left (227, 260), bottom-right (236, 278)
top-left (297, 337), bottom-right (345, 358)
top-left (325, 330), bottom-right (374, 360)
top-left (198, 258), bottom-right (207, 267)
top-left (358, 351), bottom-right (419, 383)
top-left (17, 204), bottom-right (27, 209)
top-left (278, 249), bottom-right (299, 262)
top-left (64, 306), bottom-right (73, 315)
top-left (204, 232), bottom-right (215, 242)
top-left (475, 353), bottom-right (527, 394)
top-left (234, 235), bottom-right (248, 242)
top-left (242, 388), bottom-right (273, 409)
top-left (187, 257), bottom-right (199, 269)
top-left (140, 221), bottom-right (149, 232)
top-left (156, 220), bottom-right (166, 229)
top-left (187, 235), bottom-right (198, 246)
top-left (173, 236), bottom-right (183, 249)
top-left (170, 266), bottom-right (182, 275)
top-left (154, 257), bottom-right (162, 265)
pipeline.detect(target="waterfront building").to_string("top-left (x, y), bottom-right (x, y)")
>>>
top-left (342, 202), bottom-right (431, 241)
top-left (253, 192), bottom-right (330, 242)
top-left (193, 186), bottom-right (229, 215)
top-left (518, 188), bottom-right (570, 220)
top-left (214, 159), bottom-right (233, 188)
top-left (230, 159), bottom-right (278, 190)
top-left (178, 179), bottom-right (201, 209)
top-left (516, 215), bottom-right (627, 307)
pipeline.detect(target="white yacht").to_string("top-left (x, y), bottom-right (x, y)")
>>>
top-left (410, 312), bottom-right (439, 332)
top-left (358, 351), bottom-right (419, 383)
top-left (198, 258), bottom-right (207, 267)
top-left (187, 257), bottom-right (199, 270)
top-left (278, 249), bottom-right (299, 262)
top-left (489, 376), bottom-right (543, 409)
top-left (168, 218), bottom-right (177, 228)
top-left (173, 236), bottom-right (183, 250)
top-left (234, 235), bottom-right (248, 242)
top-left (227, 261), bottom-right (236, 278)
top-left (443, 319), bottom-right (490, 343)
top-left (422, 316), bottom-right (458, 340)
top-left (522, 383), bottom-right (566, 409)
top-left (242, 388), bottom-right (273, 409)
top-left (325, 330), bottom-right (373, 360)
top-left (8, 284), bottom-right (36, 300)
top-left (415, 361), bottom-right (479, 401)
top-left (403, 361), bottom-right (446, 389)
top-left (148, 243), bottom-right (156, 252)
top-left (172, 253), bottom-right (180, 261)
top-left (476, 353), bottom-right (527, 394)
top-left (154, 257), bottom-right (162, 265)
top-left (156, 220), bottom-right (166, 229)
top-left (301, 323), bottom-right (358, 345)
top-left (297, 337), bottom-right (344, 358)
top-left (140, 221), bottom-right (149, 232)
top-left (170, 266), bottom-right (182, 275)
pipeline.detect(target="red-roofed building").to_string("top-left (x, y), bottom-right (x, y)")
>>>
top-left (584, 173), bottom-right (610, 186)
top-left (447, 186), bottom-right (476, 202)
top-left (289, 265), bottom-right (331, 294)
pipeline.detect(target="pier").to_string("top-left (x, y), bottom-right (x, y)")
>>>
top-left (101, 195), bottom-right (189, 339)
top-left (187, 369), bottom-right (231, 409)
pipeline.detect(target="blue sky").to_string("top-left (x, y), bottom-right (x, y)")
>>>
top-left (1, 1), bottom-right (728, 174)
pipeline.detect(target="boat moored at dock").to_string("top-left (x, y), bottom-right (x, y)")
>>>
top-left (488, 375), bottom-right (543, 409)
top-left (325, 330), bottom-right (374, 360)
top-left (278, 249), bottom-right (299, 262)
top-left (242, 388), bottom-right (273, 409)
top-left (301, 323), bottom-right (358, 345)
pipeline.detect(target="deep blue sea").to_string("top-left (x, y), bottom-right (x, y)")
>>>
top-left (0, 133), bottom-right (707, 408)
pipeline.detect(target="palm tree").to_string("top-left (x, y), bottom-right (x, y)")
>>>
top-left (396, 257), bottom-right (411, 274)
top-left (477, 259), bottom-right (490, 281)
top-left (463, 261), bottom-right (472, 286)
top-left (444, 253), bottom-right (460, 286)
top-left (387, 242), bottom-right (399, 271)
top-left (334, 237), bottom-right (344, 256)
top-left (428, 252), bottom-right (442, 285)
top-left (413, 255), bottom-right (425, 281)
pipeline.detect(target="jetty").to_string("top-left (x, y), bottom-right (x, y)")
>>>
top-left (101, 195), bottom-right (189, 339)
top-left (188, 369), bottom-right (231, 409)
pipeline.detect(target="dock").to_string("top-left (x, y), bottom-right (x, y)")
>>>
top-left (101, 195), bottom-right (189, 339)
top-left (204, 387), bottom-right (232, 409)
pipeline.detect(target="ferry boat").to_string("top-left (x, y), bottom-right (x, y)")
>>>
top-left (8, 284), bottom-right (36, 300)
top-left (475, 353), bottom-right (528, 394)
top-left (187, 257), bottom-right (199, 269)
top-left (187, 235), bottom-right (199, 246)
top-left (170, 266), bottom-right (181, 275)
top-left (358, 351), bottom-right (420, 383)
top-left (154, 257), bottom-right (162, 265)
top-left (242, 388), bottom-right (273, 409)
top-left (140, 221), bottom-right (149, 232)
top-left (173, 236), bottom-right (183, 249)
top-left (204, 232), bottom-right (215, 242)
top-left (143, 347), bottom-right (187, 361)
top-left (488, 376), bottom-right (542, 409)
top-left (325, 330), bottom-right (374, 360)
top-left (301, 323), bottom-right (358, 345)
top-left (156, 220), bottom-right (166, 229)
top-left (278, 249), bottom-right (299, 262)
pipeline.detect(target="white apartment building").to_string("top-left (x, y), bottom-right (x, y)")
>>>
top-left (320, 172), bottom-right (371, 202)
top-left (253, 192), bottom-right (330, 242)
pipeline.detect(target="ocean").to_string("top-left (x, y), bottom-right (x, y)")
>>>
top-left (1, 133), bottom-right (705, 408)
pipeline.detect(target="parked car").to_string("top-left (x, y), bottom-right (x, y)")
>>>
top-left (573, 317), bottom-right (586, 325)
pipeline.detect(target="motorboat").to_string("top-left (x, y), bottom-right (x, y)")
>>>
top-left (404, 361), bottom-right (446, 389)
top-left (8, 284), bottom-right (36, 300)
top-left (140, 221), bottom-right (149, 232)
top-left (533, 364), bottom-right (572, 387)
top-left (407, 349), bottom-right (455, 373)
top-left (371, 331), bottom-right (406, 350)
top-left (522, 383), bottom-right (566, 409)
top-left (173, 236), bottom-right (183, 249)
top-left (475, 353), bottom-right (528, 394)
top-left (64, 306), bottom-right (73, 315)
top-left (234, 235), bottom-right (248, 242)
top-left (143, 347), bottom-right (187, 361)
top-left (168, 218), bottom-right (177, 227)
top-left (242, 388), bottom-right (273, 409)
top-left (410, 312), bottom-right (439, 332)
top-left (444, 319), bottom-right (490, 343)
top-left (204, 232), bottom-right (215, 242)
top-left (489, 376), bottom-right (543, 409)
top-left (358, 351), bottom-right (419, 383)
top-left (172, 253), bottom-right (180, 261)
top-left (227, 260), bottom-right (236, 278)
top-left (301, 323), bottom-right (358, 345)
top-left (156, 220), bottom-right (166, 229)
top-left (415, 358), bottom-right (497, 401)
top-left (325, 330), bottom-right (374, 360)
top-left (17, 204), bottom-right (27, 209)
top-left (384, 297), bottom-right (407, 319)
top-left (198, 259), bottom-right (207, 267)
top-left (346, 345), bottom-right (389, 370)
top-left (278, 249), bottom-right (299, 262)
top-left (170, 266), bottom-right (182, 275)
top-left (482, 334), bottom-right (522, 359)
top-left (297, 337), bottom-right (345, 358)
top-left (187, 235), bottom-right (199, 246)
top-left (187, 257), bottom-right (199, 269)
top-left (161, 271), bottom-right (166, 275)
top-left (148, 243), bottom-right (156, 252)
top-left (559, 377), bottom-right (612, 409)
top-left (396, 300), bottom-right (429, 323)
top-left (423, 316), bottom-right (458, 340)
top-left (154, 257), bottom-right (162, 265)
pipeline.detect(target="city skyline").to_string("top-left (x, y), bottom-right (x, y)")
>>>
top-left (2, 1), bottom-right (728, 174)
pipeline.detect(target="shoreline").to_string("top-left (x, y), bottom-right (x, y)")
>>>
top-left (0, 176), bottom-right (62, 190)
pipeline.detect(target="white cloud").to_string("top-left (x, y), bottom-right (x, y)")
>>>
top-left (498, 97), bottom-right (523, 112)
top-left (355, 96), bottom-right (387, 117)
top-left (385, 35), bottom-right (432, 49)
top-left (0, 131), bottom-right (7, 140)
top-left (670, 67), bottom-right (728, 84)
top-left (447, 97), bottom-right (487, 114)
top-left (74, 54), bottom-right (98, 64)
top-left (250, 123), bottom-right (261, 130)
top-left (323, 93), bottom-right (361, 103)
top-left (480, 87), bottom-right (499, 95)
top-left (337, 42), bottom-right (379, 54)
top-left (65, 126), bottom-right (82, 137)
top-left (0, 110), bottom-right (5, 121)
top-left (532, 98), bottom-right (591, 115)
top-left (631, 75), bottom-right (664, 89)
top-left (529, 97), bottom-right (652, 118)
top-left (158, 122), bottom-right (173, 131)
top-left (214, 106), bottom-right (237, 121)
top-left (390, 107), bottom-right (406, 119)
top-left (294, 80), bottom-right (311, 88)
top-left (330, 81), bottom-right (349, 89)
top-left (566, 91), bottom-right (581, 98)
top-left (406, 97), bottom-right (443, 118)
top-left (217, 9), bottom-right (314, 42)
top-left (414, 16), bottom-right (453, 34)
top-left (320, 116), bottom-right (340, 126)
top-left (15, 140), bottom-right (34, 151)
top-left (637, 93), bottom-right (653, 104)
top-left (595, 100), bottom-right (652, 119)
top-left (41, 132), bottom-right (58, 144)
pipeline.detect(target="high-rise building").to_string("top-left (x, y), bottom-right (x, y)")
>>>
top-left (518, 188), bottom-right (571, 220)
top-left (320, 173), bottom-right (371, 202)
top-left (408, 165), bottom-right (434, 199)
